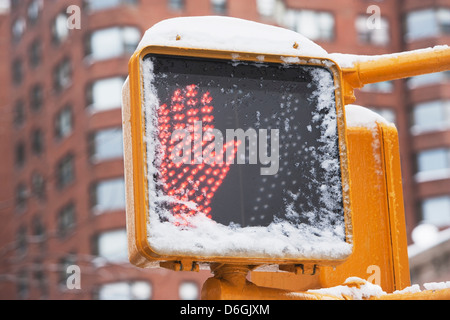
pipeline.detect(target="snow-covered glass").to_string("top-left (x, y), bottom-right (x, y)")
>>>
top-left (138, 53), bottom-right (351, 261)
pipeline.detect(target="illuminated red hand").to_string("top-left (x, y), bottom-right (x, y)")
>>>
top-left (157, 84), bottom-right (239, 223)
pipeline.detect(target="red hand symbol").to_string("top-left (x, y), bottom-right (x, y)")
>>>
top-left (157, 84), bottom-right (239, 224)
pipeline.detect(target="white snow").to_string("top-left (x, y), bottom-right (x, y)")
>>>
top-left (423, 281), bottom-right (450, 291)
top-left (307, 277), bottom-right (450, 299)
top-left (307, 277), bottom-right (386, 300)
top-left (345, 104), bottom-right (394, 128)
top-left (136, 16), bottom-right (328, 58)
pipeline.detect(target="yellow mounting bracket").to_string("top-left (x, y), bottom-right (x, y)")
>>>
top-left (341, 46), bottom-right (450, 104)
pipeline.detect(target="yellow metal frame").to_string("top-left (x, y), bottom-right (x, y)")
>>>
top-left (125, 45), bottom-right (353, 269)
top-left (341, 46), bottom-right (450, 104)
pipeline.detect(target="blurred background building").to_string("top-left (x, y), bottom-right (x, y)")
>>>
top-left (0, 0), bottom-right (449, 299)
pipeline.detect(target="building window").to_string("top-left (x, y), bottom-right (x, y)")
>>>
top-left (407, 71), bottom-right (450, 89)
top-left (14, 100), bottom-right (25, 128)
top-left (58, 254), bottom-right (76, 289)
top-left (55, 106), bottom-right (73, 139)
top-left (57, 203), bottom-right (76, 237)
top-left (30, 84), bottom-right (43, 111)
top-left (416, 148), bottom-right (450, 182)
top-left (405, 8), bottom-right (450, 41)
top-left (87, 77), bottom-right (124, 112)
top-left (411, 100), bottom-right (450, 135)
top-left (17, 270), bottom-right (29, 300)
top-left (31, 172), bottom-right (46, 200)
top-left (53, 58), bottom-right (72, 92)
top-left (15, 141), bottom-right (26, 168)
top-left (85, 0), bottom-right (137, 11)
top-left (421, 196), bottom-right (450, 227)
top-left (256, 0), bottom-right (276, 17)
top-left (27, 0), bottom-right (43, 24)
top-left (56, 154), bottom-right (75, 188)
top-left (86, 26), bottom-right (141, 61)
top-left (12, 17), bottom-right (26, 43)
top-left (94, 229), bottom-right (128, 262)
top-left (89, 127), bottom-right (123, 162)
top-left (179, 281), bottom-right (199, 300)
top-left (32, 215), bottom-right (46, 243)
top-left (29, 39), bottom-right (42, 68)
top-left (15, 184), bottom-right (28, 212)
top-left (33, 259), bottom-right (48, 299)
top-left (12, 59), bottom-right (23, 85)
top-left (52, 12), bottom-right (69, 44)
top-left (91, 178), bottom-right (126, 213)
top-left (360, 80), bottom-right (393, 93)
top-left (355, 15), bottom-right (389, 46)
top-left (31, 128), bottom-right (44, 155)
top-left (168, 0), bottom-right (184, 11)
top-left (98, 281), bottom-right (152, 300)
top-left (16, 226), bottom-right (27, 256)
top-left (281, 9), bottom-right (334, 42)
top-left (211, 0), bottom-right (227, 14)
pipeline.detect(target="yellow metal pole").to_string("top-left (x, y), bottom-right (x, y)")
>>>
top-left (342, 46), bottom-right (450, 103)
top-left (201, 264), bottom-right (343, 300)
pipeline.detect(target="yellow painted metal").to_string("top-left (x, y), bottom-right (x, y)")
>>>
top-left (342, 46), bottom-right (450, 104)
top-left (124, 45), bottom-right (352, 270)
top-left (373, 289), bottom-right (450, 300)
top-left (251, 122), bottom-right (411, 294)
top-left (320, 123), bottom-right (410, 291)
top-left (201, 264), bottom-right (342, 300)
top-left (202, 265), bottom-right (450, 300)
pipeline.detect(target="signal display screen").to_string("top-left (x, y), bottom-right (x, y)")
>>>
top-left (144, 54), bottom-right (343, 229)
top-left (140, 53), bottom-right (349, 260)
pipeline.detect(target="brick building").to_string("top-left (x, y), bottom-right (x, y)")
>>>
top-left (0, 0), bottom-right (449, 299)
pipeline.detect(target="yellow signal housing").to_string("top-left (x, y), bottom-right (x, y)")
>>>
top-left (250, 46), bottom-right (450, 297)
top-left (250, 120), bottom-right (410, 294)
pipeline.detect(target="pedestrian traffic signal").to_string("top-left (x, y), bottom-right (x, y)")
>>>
top-left (123, 46), bottom-right (352, 270)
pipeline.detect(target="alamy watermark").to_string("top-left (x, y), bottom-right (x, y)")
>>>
top-left (366, 5), bottom-right (382, 30)
top-left (66, 265), bottom-right (81, 290)
top-left (170, 121), bottom-right (280, 176)
top-left (66, 5), bottom-right (81, 30)
top-left (367, 264), bottom-right (381, 286)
